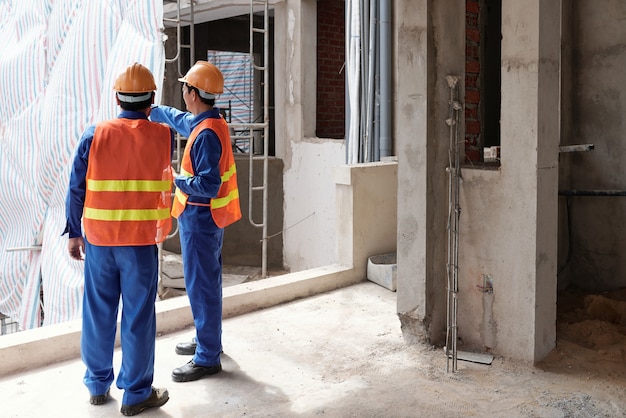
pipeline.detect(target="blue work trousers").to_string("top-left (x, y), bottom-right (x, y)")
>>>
top-left (178, 205), bottom-right (224, 367)
top-left (81, 242), bottom-right (158, 405)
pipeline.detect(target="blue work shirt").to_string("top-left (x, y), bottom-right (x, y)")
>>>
top-left (64, 110), bottom-right (175, 238)
top-left (149, 105), bottom-right (223, 206)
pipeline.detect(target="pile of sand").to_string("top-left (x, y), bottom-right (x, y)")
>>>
top-left (556, 288), bottom-right (626, 359)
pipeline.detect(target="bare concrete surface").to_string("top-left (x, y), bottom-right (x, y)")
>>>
top-left (0, 282), bottom-right (625, 417)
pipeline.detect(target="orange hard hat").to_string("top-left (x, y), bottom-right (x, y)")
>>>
top-left (113, 63), bottom-right (157, 93)
top-left (178, 61), bottom-right (224, 96)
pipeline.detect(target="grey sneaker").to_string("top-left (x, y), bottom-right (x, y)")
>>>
top-left (120, 387), bottom-right (169, 416)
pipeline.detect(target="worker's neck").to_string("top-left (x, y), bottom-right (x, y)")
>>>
top-left (192, 103), bottom-right (213, 116)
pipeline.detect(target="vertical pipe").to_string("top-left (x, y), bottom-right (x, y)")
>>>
top-left (359, 0), bottom-right (369, 162)
top-left (346, 0), bottom-right (361, 164)
top-left (373, 0), bottom-right (381, 162)
top-left (379, 0), bottom-right (392, 157)
top-left (365, 0), bottom-right (377, 162)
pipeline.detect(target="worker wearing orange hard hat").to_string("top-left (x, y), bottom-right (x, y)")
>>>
top-left (64, 63), bottom-right (173, 415)
top-left (150, 60), bottom-right (241, 382)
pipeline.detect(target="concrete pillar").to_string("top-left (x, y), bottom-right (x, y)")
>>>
top-left (395, 0), bottom-right (429, 342)
top-left (394, 0), bottom-right (465, 344)
top-left (498, 0), bottom-right (561, 361)
top-left (273, 0), bottom-right (317, 162)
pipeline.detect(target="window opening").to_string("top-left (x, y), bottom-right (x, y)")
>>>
top-left (465, 0), bottom-right (501, 166)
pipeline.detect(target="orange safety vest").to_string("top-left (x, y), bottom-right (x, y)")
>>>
top-left (171, 116), bottom-right (242, 228)
top-left (83, 118), bottom-right (173, 246)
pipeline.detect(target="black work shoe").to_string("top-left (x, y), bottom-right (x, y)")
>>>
top-left (175, 337), bottom-right (197, 355)
top-left (89, 389), bottom-right (110, 405)
top-left (172, 360), bottom-right (222, 382)
top-left (120, 387), bottom-right (169, 416)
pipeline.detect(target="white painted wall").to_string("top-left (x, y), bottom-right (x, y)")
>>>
top-left (283, 139), bottom-right (346, 270)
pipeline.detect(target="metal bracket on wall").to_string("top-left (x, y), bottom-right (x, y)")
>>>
top-left (558, 144), bottom-right (594, 153)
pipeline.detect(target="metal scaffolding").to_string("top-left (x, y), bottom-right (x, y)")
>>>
top-left (161, 0), bottom-right (272, 278)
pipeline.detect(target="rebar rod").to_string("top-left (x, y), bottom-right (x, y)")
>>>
top-left (445, 75), bottom-right (461, 373)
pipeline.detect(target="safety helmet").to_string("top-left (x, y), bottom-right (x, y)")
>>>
top-left (178, 61), bottom-right (224, 98)
top-left (113, 63), bottom-right (157, 93)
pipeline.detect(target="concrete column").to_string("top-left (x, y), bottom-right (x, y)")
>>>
top-left (499, 0), bottom-right (561, 361)
top-left (395, 0), bottom-right (430, 342)
top-left (394, 0), bottom-right (465, 344)
top-left (273, 0), bottom-right (317, 161)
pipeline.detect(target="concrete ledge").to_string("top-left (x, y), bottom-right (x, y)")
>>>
top-left (0, 264), bottom-right (360, 377)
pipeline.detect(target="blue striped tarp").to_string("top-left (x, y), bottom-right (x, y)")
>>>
top-left (0, 0), bottom-right (165, 329)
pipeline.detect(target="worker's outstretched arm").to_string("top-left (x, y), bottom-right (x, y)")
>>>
top-left (150, 105), bottom-right (193, 137)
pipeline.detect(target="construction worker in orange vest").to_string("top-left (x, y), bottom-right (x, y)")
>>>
top-left (150, 60), bottom-right (242, 382)
top-left (64, 63), bottom-right (173, 416)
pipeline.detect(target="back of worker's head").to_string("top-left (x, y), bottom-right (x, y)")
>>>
top-left (179, 61), bottom-right (223, 106)
top-left (113, 63), bottom-right (156, 111)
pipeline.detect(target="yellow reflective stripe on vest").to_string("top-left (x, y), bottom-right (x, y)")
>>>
top-left (180, 167), bottom-right (193, 178)
top-left (84, 207), bottom-right (171, 221)
top-left (211, 188), bottom-right (239, 209)
top-left (88, 179), bottom-right (171, 192)
top-left (221, 164), bottom-right (236, 182)
top-left (174, 187), bottom-right (188, 204)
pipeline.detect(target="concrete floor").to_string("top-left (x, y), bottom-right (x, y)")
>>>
top-left (1, 281), bottom-right (625, 417)
top-left (0, 281), bottom-right (401, 417)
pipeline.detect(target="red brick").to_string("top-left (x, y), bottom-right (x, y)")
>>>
top-left (464, 147), bottom-right (481, 163)
top-left (466, 28), bottom-right (480, 42)
top-left (466, 0), bottom-right (480, 14)
top-left (466, 120), bottom-right (481, 134)
top-left (465, 90), bottom-right (480, 104)
top-left (466, 60), bottom-right (480, 73)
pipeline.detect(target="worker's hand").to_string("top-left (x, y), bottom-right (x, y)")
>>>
top-left (68, 236), bottom-right (85, 261)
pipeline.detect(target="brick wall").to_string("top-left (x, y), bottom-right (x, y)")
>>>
top-left (317, 0), bottom-right (345, 139)
top-left (315, 2), bottom-right (483, 152)
top-left (465, 0), bottom-right (482, 162)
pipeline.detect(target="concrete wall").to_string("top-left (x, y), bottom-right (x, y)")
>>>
top-left (450, 2), bottom-right (560, 361)
top-left (558, 0), bottom-right (626, 292)
top-left (395, 0), bottom-right (560, 362)
top-left (222, 156), bottom-right (284, 268)
top-left (458, 0), bottom-right (561, 362)
top-left (335, 162), bottom-right (398, 272)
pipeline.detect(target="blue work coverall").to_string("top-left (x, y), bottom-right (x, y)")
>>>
top-left (64, 111), bottom-right (174, 405)
top-left (150, 105), bottom-right (225, 368)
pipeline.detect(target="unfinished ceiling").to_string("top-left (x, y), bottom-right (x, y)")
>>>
top-left (162, 0), bottom-right (278, 27)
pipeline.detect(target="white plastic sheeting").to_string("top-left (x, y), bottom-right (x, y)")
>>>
top-left (0, 0), bottom-right (165, 330)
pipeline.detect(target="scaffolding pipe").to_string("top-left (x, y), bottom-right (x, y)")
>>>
top-left (245, 0), bottom-right (270, 278)
top-left (159, 0), bottom-right (196, 282)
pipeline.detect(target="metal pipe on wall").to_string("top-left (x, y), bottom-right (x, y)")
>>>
top-left (379, 0), bottom-right (392, 158)
top-left (346, 0), bottom-right (362, 164)
top-left (345, 0), bottom-right (392, 164)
